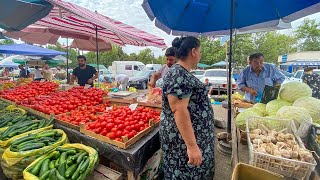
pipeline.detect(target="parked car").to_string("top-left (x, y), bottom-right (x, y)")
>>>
top-left (128, 70), bottom-right (155, 89)
top-left (111, 61), bottom-right (145, 77)
top-left (200, 69), bottom-right (237, 92)
top-left (191, 69), bottom-right (205, 80)
top-left (145, 64), bottom-right (162, 71)
top-left (290, 69), bottom-right (320, 82)
top-left (280, 70), bottom-right (294, 78)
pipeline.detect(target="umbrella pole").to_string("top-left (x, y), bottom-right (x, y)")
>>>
top-left (95, 26), bottom-right (100, 88)
top-left (227, 0), bottom-right (234, 138)
top-left (66, 37), bottom-right (69, 84)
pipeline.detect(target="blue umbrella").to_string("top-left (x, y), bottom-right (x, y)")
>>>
top-left (142, 0), bottom-right (320, 134)
top-left (0, 44), bottom-right (66, 57)
top-left (0, 0), bottom-right (53, 31)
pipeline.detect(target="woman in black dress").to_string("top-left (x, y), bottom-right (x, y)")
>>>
top-left (302, 67), bottom-right (320, 99)
top-left (160, 36), bottom-right (215, 179)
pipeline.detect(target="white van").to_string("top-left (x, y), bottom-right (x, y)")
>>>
top-left (145, 64), bottom-right (162, 71)
top-left (111, 61), bottom-right (145, 77)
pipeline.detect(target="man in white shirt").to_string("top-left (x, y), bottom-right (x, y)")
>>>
top-left (148, 47), bottom-right (177, 88)
top-left (42, 64), bottom-right (53, 82)
top-left (114, 74), bottom-right (129, 91)
top-left (32, 66), bottom-right (43, 81)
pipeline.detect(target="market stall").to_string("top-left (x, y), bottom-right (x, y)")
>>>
top-left (0, 80), bottom-right (163, 180)
top-left (230, 81), bottom-right (320, 179)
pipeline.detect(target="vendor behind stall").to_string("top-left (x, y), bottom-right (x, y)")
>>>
top-left (237, 53), bottom-right (285, 102)
top-left (32, 66), bottom-right (43, 81)
top-left (18, 65), bottom-right (30, 78)
top-left (114, 74), bottom-right (129, 91)
top-left (70, 55), bottom-right (98, 87)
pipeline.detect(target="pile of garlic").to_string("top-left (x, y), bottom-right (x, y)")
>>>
top-left (250, 127), bottom-right (314, 163)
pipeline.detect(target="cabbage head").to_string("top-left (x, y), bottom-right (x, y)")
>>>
top-left (266, 99), bottom-right (291, 116)
top-left (293, 97), bottom-right (320, 121)
top-left (252, 103), bottom-right (266, 116)
top-left (279, 82), bottom-right (312, 103)
top-left (276, 106), bottom-right (312, 128)
top-left (236, 108), bottom-right (263, 131)
top-left (313, 119), bottom-right (320, 126)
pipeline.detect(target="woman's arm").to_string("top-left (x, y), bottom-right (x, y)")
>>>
top-left (167, 94), bottom-right (202, 166)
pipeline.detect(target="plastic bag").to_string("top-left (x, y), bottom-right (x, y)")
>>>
top-left (1, 129), bottom-right (67, 180)
top-left (147, 87), bottom-right (162, 104)
top-left (0, 125), bottom-right (53, 165)
top-left (23, 143), bottom-right (99, 180)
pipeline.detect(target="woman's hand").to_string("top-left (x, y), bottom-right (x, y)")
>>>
top-left (187, 145), bottom-right (202, 166)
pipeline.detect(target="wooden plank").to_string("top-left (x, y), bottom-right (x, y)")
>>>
top-left (54, 118), bottom-right (80, 131)
top-left (127, 171), bottom-right (140, 180)
top-left (87, 164), bottom-right (123, 180)
top-left (137, 101), bottom-right (161, 109)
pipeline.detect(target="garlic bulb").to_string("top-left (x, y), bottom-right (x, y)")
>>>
top-left (276, 133), bottom-right (285, 142)
top-left (252, 129), bottom-right (262, 135)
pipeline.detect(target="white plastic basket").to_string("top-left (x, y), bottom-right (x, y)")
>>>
top-left (246, 116), bottom-right (317, 179)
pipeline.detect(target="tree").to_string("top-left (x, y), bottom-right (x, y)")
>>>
top-left (232, 34), bottom-right (255, 67)
top-left (199, 37), bottom-right (226, 65)
top-left (47, 43), bottom-right (79, 68)
top-left (295, 18), bottom-right (320, 51)
top-left (0, 39), bottom-right (14, 45)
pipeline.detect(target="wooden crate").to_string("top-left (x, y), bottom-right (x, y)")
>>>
top-left (26, 107), bottom-right (52, 120)
top-left (88, 164), bottom-right (123, 180)
top-left (54, 118), bottom-right (80, 131)
top-left (0, 97), bottom-right (15, 105)
top-left (80, 120), bottom-right (156, 149)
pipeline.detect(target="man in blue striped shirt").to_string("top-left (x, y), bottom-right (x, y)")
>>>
top-left (237, 53), bottom-right (285, 102)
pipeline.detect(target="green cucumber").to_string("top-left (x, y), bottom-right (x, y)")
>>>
top-left (38, 120), bottom-right (46, 128)
top-left (10, 134), bottom-right (36, 146)
top-left (65, 164), bottom-right (77, 178)
top-left (39, 170), bottom-right (50, 180)
top-left (39, 159), bottom-right (50, 177)
top-left (49, 168), bottom-right (56, 180)
top-left (66, 156), bottom-right (74, 166)
top-left (58, 161), bottom-right (66, 177)
top-left (16, 139), bottom-right (39, 149)
top-left (46, 118), bottom-right (55, 126)
top-left (76, 152), bottom-right (87, 164)
top-left (56, 147), bottom-right (77, 152)
top-left (71, 152), bottom-right (82, 161)
top-left (30, 158), bottom-right (46, 175)
top-left (71, 160), bottom-right (84, 180)
top-left (55, 157), bottom-right (60, 168)
top-left (59, 152), bottom-right (67, 163)
top-left (79, 156), bottom-right (90, 173)
top-left (56, 169), bottom-right (67, 180)
top-left (36, 131), bottom-right (56, 138)
top-left (66, 150), bottom-right (77, 156)
top-left (49, 160), bottom-right (55, 170)
top-left (17, 143), bottom-right (46, 151)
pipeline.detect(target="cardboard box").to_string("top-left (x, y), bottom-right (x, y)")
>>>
top-left (232, 163), bottom-right (283, 180)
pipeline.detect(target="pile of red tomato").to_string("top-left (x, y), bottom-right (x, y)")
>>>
top-left (22, 86), bottom-right (107, 115)
top-left (86, 106), bottom-right (160, 142)
top-left (56, 103), bottom-right (111, 126)
top-left (0, 82), bottom-right (58, 102)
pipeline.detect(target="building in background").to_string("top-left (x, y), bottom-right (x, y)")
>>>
top-left (279, 51), bottom-right (320, 73)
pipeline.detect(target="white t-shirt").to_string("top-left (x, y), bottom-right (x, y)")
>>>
top-left (157, 64), bottom-right (170, 78)
top-left (43, 69), bottom-right (53, 81)
top-left (115, 74), bottom-right (128, 82)
top-left (33, 69), bottom-right (43, 79)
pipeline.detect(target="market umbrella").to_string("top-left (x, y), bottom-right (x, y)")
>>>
top-left (0, 55), bottom-right (20, 68)
top-left (0, 0), bottom-right (53, 31)
top-left (197, 63), bottom-right (211, 68)
top-left (141, 0), bottom-right (320, 135)
top-left (0, 44), bottom-right (66, 56)
top-left (12, 55), bottom-right (69, 67)
top-left (212, 61), bottom-right (227, 67)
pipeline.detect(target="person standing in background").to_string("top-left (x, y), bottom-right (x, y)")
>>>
top-left (302, 67), bottom-right (320, 99)
top-left (18, 65), bottom-right (30, 78)
top-left (148, 47), bottom-right (177, 88)
top-left (1, 67), bottom-right (10, 77)
top-left (32, 66), bottom-right (43, 81)
top-left (114, 74), bottom-right (129, 91)
top-left (54, 66), bottom-right (67, 80)
top-left (42, 64), bottom-right (53, 81)
top-left (70, 55), bottom-right (98, 87)
top-left (237, 53), bottom-right (285, 102)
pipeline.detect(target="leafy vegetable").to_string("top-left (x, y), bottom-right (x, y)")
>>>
top-left (252, 103), bottom-right (266, 116)
top-left (293, 97), bottom-right (320, 121)
top-left (276, 106), bottom-right (312, 128)
top-left (279, 82), bottom-right (312, 103)
top-left (266, 99), bottom-right (291, 116)
top-left (236, 108), bottom-right (263, 131)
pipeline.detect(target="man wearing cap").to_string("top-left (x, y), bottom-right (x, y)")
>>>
top-left (237, 53), bottom-right (285, 102)
top-left (148, 47), bottom-right (177, 88)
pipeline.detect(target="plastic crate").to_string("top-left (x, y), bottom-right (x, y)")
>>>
top-left (307, 125), bottom-right (320, 171)
top-left (246, 116), bottom-right (317, 179)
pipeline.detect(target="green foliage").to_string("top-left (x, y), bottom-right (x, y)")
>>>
top-left (295, 18), bottom-right (320, 51)
top-left (0, 39), bottom-right (14, 45)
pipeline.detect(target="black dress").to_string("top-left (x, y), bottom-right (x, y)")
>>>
top-left (302, 73), bottom-right (320, 99)
top-left (160, 64), bottom-right (215, 179)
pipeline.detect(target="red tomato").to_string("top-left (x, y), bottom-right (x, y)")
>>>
top-left (107, 132), bottom-right (116, 139)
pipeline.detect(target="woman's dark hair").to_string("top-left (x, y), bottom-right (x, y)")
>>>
top-left (304, 67), bottom-right (314, 72)
top-left (77, 55), bottom-right (87, 61)
top-left (172, 36), bottom-right (200, 59)
top-left (164, 47), bottom-right (176, 57)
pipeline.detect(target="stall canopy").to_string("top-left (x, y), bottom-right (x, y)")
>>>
top-left (280, 61), bottom-right (320, 66)
top-left (0, 44), bottom-right (66, 56)
top-left (197, 63), bottom-right (211, 68)
top-left (212, 61), bottom-right (227, 67)
top-left (0, 0), bottom-right (53, 31)
top-left (141, 0), bottom-right (320, 135)
top-left (0, 55), bottom-right (20, 68)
